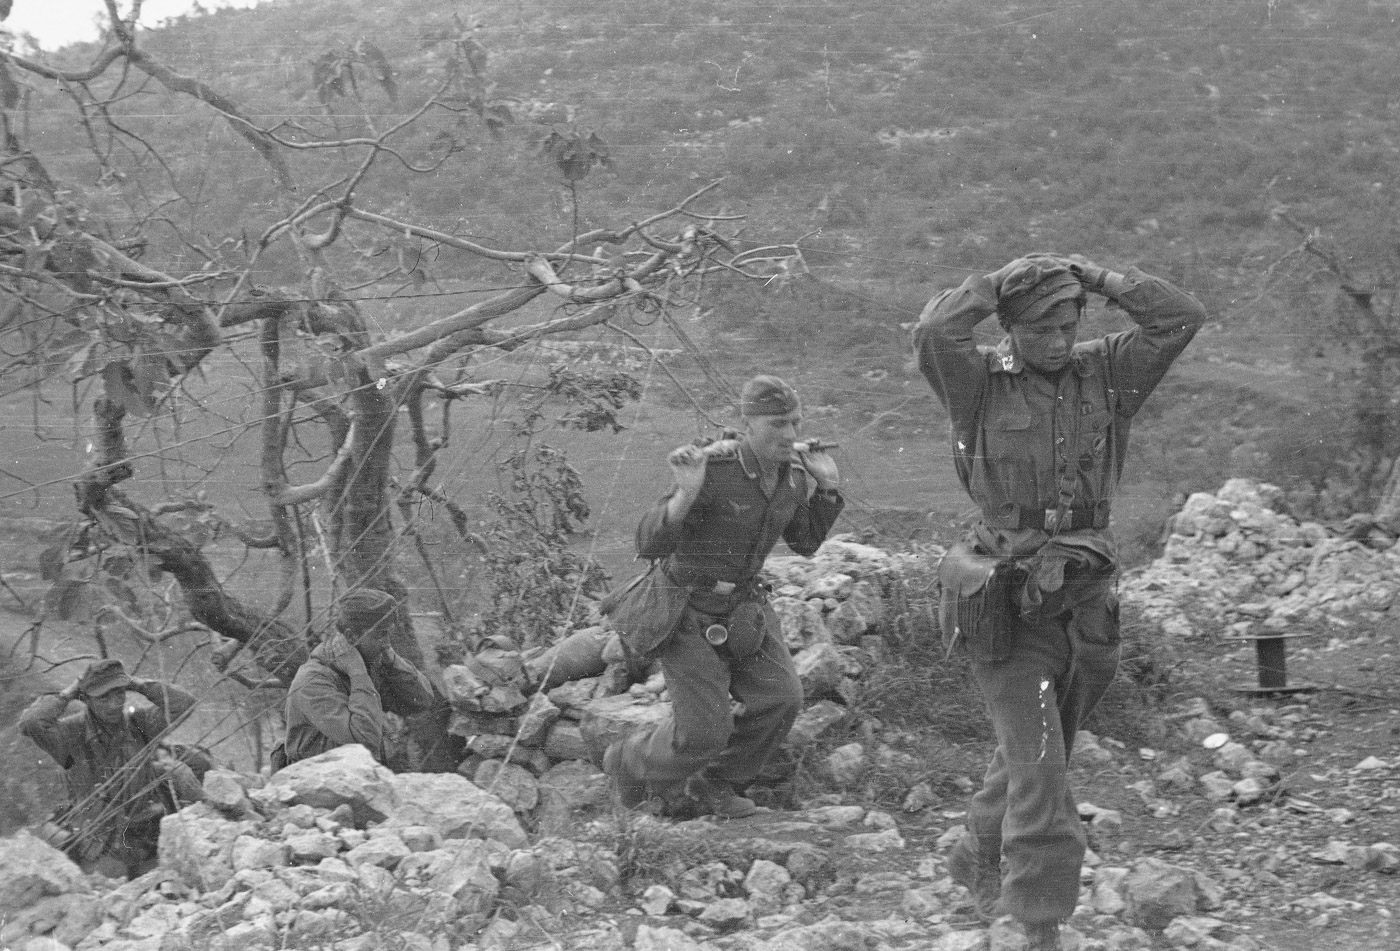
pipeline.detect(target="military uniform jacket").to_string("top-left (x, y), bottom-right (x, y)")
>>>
top-left (283, 632), bottom-right (437, 765)
top-left (20, 682), bottom-right (197, 832)
top-left (913, 266), bottom-right (1207, 564)
top-left (636, 438), bottom-right (843, 615)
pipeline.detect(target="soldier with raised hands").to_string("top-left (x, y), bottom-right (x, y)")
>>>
top-left (21, 659), bottom-right (199, 878)
top-left (279, 588), bottom-right (440, 769)
top-left (601, 374), bottom-right (843, 819)
top-left (912, 252), bottom-right (1207, 949)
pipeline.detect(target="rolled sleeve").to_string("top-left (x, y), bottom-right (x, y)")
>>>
top-left (783, 488), bottom-right (844, 556)
top-left (1100, 267), bottom-right (1208, 416)
top-left (18, 693), bottom-right (80, 767)
top-left (912, 275), bottom-right (998, 426)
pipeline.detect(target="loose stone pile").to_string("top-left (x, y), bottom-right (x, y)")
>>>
top-left (0, 737), bottom-right (1243, 951)
top-left (1123, 478), bottom-right (1400, 639)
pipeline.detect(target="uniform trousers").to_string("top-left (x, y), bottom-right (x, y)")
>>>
top-left (949, 574), bottom-right (1121, 924)
top-left (617, 607), bottom-right (803, 796)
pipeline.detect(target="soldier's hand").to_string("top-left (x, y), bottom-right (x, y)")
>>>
top-left (338, 642), bottom-right (374, 683)
top-left (797, 443), bottom-right (840, 488)
top-left (667, 444), bottom-right (708, 498)
top-left (1064, 254), bottom-right (1110, 292)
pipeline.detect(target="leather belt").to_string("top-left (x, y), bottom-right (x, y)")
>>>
top-left (661, 560), bottom-right (753, 596)
top-left (1017, 505), bottom-right (1109, 532)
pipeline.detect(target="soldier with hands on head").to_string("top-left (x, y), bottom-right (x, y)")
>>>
top-left (912, 253), bottom-right (1207, 950)
top-left (602, 374), bottom-right (843, 819)
top-left (21, 658), bottom-right (200, 879)
top-left (279, 588), bottom-right (440, 769)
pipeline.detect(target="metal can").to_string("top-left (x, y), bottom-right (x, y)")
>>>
top-left (704, 623), bottom-right (728, 646)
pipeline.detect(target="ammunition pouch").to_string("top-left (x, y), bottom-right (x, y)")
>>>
top-left (719, 593), bottom-right (772, 660)
top-left (938, 541), bottom-right (1021, 664)
top-left (600, 561), bottom-right (690, 658)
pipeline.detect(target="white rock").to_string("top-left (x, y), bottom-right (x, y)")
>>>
top-left (1123, 857), bottom-right (1199, 931)
top-left (843, 829), bottom-right (905, 852)
top-left (387, 772), bottom-right (527, 847)
top-left (472, 760), bottom-right (540, 813)
top-left (639, 884), bottom-right (676, 916)
top-left (230, 835), bottom-right (291, 871)
top-left (344, 834), bottom-right (409, 869)
top-left (261, 744), bottom-right (398, 825)
top-left (0, 831), bottom-right (88, 910)
top-left (632, 924), bottom-right (705, 951)
top-left (825, 742), bottom-right (866, 786)
top-left (159, 803), bottom-right (256, 890)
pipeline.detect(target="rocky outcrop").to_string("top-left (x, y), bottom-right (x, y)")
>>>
top-left (1125, 478), bottom-right (1400, 637)
top-left (15, 525), bottom-right (1350, 950)
top-left (0, 832), bottom-right (103, 951)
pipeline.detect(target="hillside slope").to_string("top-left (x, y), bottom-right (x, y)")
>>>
top-left (3, 0), bottom-right (1398, 568)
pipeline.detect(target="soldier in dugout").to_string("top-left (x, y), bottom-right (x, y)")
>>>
top-left (21, 659), bottom-right (201, 878)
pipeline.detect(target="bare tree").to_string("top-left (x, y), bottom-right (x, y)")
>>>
top-left (0, 4), bottom-right (803, 766)
top-left (1273, 209), bottom-right (1400, 537)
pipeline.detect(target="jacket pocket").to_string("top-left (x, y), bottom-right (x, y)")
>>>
top-left (938, 541), bottom-right (1018, 664)
top-left (1067, 582), bottom-right (1120, 647)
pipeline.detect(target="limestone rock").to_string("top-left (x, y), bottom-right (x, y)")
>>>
top-left (825, 742), bottom-right (866, 786)
top-left (541, 720), bottom-right (593, 762)
top-left (0, 831), bottom-right (88, 912)
top-left (398, 843), bottom-right (499, 915)
top-left (472, 760), bottom-right (540, 813)
top-left (793, 641), bottom-right (846, 699)
top-left (1123, 857), bottom-right (1200, 931)
top-left (387, 772), bottom-right (526, 848)
top-left (786, 699), bottom-right (850, 748)
top-left (159, 803), bottom-right (256, 890)
top-left (515, 692), bottom-right (562, 746)
top-left (535, 760), bottom-right (609, 834)
top-left (261, 744), bottom-right (398, 826)
top-left (633, 924), bottom-right (705, 951)
top-left (577, 693), bottom-right (670, 764)
top-left (202, 769), bottom-right (254, 814)
top-left (230, 835), bottom-right (291, 871)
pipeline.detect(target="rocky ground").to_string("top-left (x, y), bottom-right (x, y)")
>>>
top-left (3, 479), bottom-right (1399, 951)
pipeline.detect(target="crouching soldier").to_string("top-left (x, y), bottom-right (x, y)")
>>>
top-left (279, 589), bottom-right (439, 769)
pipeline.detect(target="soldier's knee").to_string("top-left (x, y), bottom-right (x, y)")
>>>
top-left (673, 712), bottom-right (734, 760)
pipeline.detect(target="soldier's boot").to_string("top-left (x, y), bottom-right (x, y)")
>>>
top-left (947, 837), bottom-right (1003, 925)
top-left (1023, 920), bottom-right (1063, 951)
top-left (602, 741), bottom-right (648, 809)
top-left (684, 773), bottom-right (762, 819)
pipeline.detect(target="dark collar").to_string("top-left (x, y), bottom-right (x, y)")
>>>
top-left (83, 708), bottom-right (128, 745)
top-left (990, 337), bottom-right (1091, 378)
top-left (737, 438), bottom-right (799, 488)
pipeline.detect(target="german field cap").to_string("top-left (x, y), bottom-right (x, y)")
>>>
top-left (739, 375), bottom-right (800, 417)
top-left (997, 262), bottom-right (1084, 326)
top-left (336, 589), bottom-right (398, 632)
top-left (79, 659), bottom-right (132, 698)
